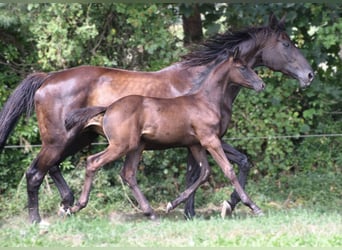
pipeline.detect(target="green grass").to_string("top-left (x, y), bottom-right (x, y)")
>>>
top-left (0, 208), bottom-right (341, 247)
top-left (0, 171), bottom-right (341, 247)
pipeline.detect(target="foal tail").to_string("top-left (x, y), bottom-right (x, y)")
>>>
top-left (0, 72), bottom-right (49, 151)
top-left (65, 106), bottom-right (107, 132)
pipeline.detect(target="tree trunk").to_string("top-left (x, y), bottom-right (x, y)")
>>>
top-left (182, 4), bottom-right (203, 46)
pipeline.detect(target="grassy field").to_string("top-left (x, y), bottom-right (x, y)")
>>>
top-left (0, 207), bottom-right (341, 247)
top-left (0, 172), bottom-right (341, 247)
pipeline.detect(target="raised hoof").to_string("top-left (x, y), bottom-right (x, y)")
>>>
top-left (58, 205), bottom-right (72, 217)
top-left (221, 200), bottom-right (232, 219)
top-left (253, 208), bottom-right (264, 217)
top-left (166, 202), bottom-right (173, 213)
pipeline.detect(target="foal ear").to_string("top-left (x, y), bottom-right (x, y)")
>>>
top-left (233, 47), bottom-right (240, 60)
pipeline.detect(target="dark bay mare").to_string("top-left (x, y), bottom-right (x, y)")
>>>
top-left (64, 48), bottom-right (266, 217)
top-left (0, 14), bottom-right (314, 223)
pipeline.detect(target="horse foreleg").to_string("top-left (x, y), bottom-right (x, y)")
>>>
top-left (221, 142), bottom-right (252, 216)
top-left (167, 145), bottom-right (210, 213)
top-left (120, 145), bottom-right (157, 220)
top-left (204, 136), bottom-right (262, 216)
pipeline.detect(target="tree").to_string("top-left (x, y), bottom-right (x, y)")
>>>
top-left (0, 3), bottom-right (341, 194)
top-left (181, 4), bottom-right (203, 45)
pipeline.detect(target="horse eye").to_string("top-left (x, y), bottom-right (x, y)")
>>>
top-left (283, 42), bottom-right (290, 47)
top-left (240, 66), bottom-right (246, 71)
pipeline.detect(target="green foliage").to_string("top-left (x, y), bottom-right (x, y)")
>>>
top-left (27, 4), bottom-right (99, 70)
top-left (0, 4), bottom-right (340, 208)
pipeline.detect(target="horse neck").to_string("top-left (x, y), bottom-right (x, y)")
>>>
top-left (237, 31), bottom-right (269, 68)
top-left (194, 62), bottom-right (232, 108)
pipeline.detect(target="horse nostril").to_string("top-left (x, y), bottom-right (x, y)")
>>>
top-left (308, 72), bottom-right (314, 81)
top-left (258, 82), bottom-right (265, 91)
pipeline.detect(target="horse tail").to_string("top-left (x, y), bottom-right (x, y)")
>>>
top-left (65, 106), bottom-right (106, 132)
top-left (0, 72), bottom-right (49, 151)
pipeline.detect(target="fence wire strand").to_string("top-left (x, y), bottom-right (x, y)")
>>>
top-left (2, 133), bottom-right (342, 149)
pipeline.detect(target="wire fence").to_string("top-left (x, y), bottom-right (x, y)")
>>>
top-left (2, 133), bottom-right (342, 149)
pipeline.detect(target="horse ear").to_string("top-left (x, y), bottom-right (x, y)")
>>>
top-left (269, 12), bottom-right (286, 31)
top-left (269, 12), bottom-right (279, 30)
top-left (278, 13), bottom-right (287, 30)
top-left (233, 47), bottom-right (240, 60)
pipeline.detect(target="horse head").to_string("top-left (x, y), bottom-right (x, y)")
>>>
top-left (260, 13), bottom-right (314, 88)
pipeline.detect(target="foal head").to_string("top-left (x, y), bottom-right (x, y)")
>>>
top-left (218, 48), bottom-right (265, 92)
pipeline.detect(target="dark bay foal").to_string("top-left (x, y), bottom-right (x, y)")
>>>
top-left (65, 48), bottom-right (265, 217)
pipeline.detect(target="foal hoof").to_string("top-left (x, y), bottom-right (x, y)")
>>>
top-left (221, 200), bottom-right (232, 219)
top-left (166, 202), bottom-right (173, 213)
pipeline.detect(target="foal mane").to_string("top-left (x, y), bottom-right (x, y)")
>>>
top-left (181, 25), bottom-right (281, 67)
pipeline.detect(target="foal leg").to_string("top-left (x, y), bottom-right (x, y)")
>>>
top-left (120, 145), bottom-right (157, 220)
top-left (203, 136), bottom-right (262, 215)
top-left (184, 141), bottom-right (252, 218)
top-left (48, 132), bottom-right (98, 215)
top-left (166, 145), bottom-right (211, 213)
top-left (71, 145), bottom-right (124, 213)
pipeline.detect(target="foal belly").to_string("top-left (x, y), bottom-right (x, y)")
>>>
top-left (141, 123), bottom-right (198, 147)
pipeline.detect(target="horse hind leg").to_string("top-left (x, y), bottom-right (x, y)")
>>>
top-left (49, 132), bottom-right (99, 216)
top-left (167, 145), bottom-right (211, 213)
top-left (48, 165), bottom-right (74, 216)
top-left (221, 142), bottom-right (252, 218)
top-left (26, 158), bottom-right (45, 223)
top-left (120, 144), bottom-right (157, 220)
top-left (183, 151), bottom-right (201, 219)
top-left (26, 146), bottom-right (66, 223)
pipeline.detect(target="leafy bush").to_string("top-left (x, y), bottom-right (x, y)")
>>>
top-left (0, 4), bottom-right (340, 207)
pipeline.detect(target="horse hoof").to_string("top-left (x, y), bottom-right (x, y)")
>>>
top-left (143, 211), bottom-right (158, 221)
top-left (253, 208), bottom-right (264, 217)
top-left (39, 220), bottom-right (50, 227)
top-left (166, 202), bottom-right (173, 213)
top-left (221, 200), bottom-right (232, 219)
top-left (149, 213), bottom-right (159, 221)
top-left (38, 220), bottom-right (50, 234)
top-left (58, 205), bottom-right (71, 217)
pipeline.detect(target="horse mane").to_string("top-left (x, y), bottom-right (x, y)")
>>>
top-left (181, 25), bottom-right (279, 67)
top-left (185, 49), bottom-right (233, 95)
